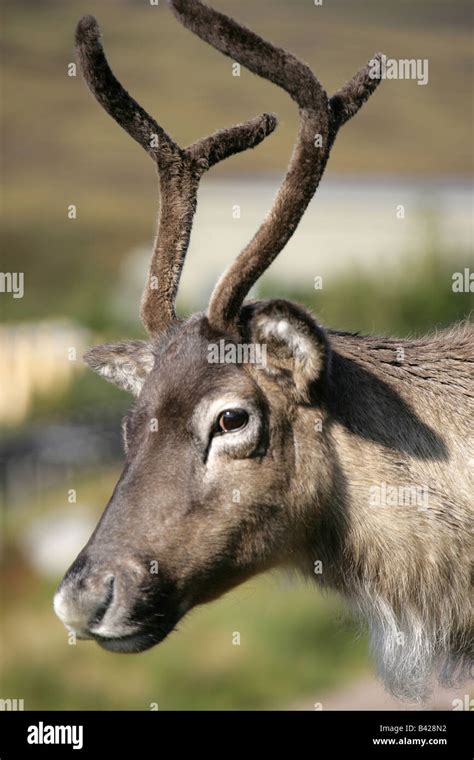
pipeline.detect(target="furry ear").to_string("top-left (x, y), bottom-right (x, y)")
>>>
top-left (243, 300), bottom-right (330, 401)
top-left (84, 340), bottom-right (155, 396)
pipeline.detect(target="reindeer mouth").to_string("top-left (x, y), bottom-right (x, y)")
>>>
top-left (93, 624), bottom-right (175, 653)
top-left (91, 607), bottom-right (181, 653)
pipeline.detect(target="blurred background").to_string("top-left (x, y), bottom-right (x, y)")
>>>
top-left (1, 0), bottom-right (473, 710)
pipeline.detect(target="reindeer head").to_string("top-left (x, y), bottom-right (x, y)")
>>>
top-left (54, 0), bottom-right (382, 653)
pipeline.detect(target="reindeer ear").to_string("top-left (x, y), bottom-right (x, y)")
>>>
top-left (244, 300), bottom-right (330, 401)
top-left (83, 340), bottom-right (155, 396)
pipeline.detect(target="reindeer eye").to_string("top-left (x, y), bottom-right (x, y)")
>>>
top-left (216, 408), bottom-right (249, 433)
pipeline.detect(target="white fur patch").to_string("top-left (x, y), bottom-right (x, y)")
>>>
top-left (350, 589), bottom-right (471, 701)
top-left (256, 316), bottom-right (323, 386)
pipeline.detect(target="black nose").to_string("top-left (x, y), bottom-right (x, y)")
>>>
top-left (88, 576), bottom-right (115, 626)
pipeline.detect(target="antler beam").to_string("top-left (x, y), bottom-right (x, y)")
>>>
top-left (75, 14), bottom-right (277, 336)
top-left (168, 0), bottom-right (383, 332)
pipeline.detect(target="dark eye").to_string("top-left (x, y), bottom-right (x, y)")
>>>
top-left (216, 408), bottom-right (249, 433)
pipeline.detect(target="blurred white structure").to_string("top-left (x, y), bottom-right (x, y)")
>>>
top-left (0, 321), bottom-right (90, 426)
top-left (23, 509), bottom-right (96, 576)
top-left (111, 176), bottom-right (473, 321)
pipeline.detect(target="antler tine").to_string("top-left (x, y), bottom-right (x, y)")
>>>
top-left (75, 15), bottom-right (278, 336)
top-left (168, 0), bottom-right (383, 332)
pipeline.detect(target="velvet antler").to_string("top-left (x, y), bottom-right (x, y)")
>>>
top-left (168, 0), bottom-right (383, 332)
top-left (75, 14), bottom-right (277, 336)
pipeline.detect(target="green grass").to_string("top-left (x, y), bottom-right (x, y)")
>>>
top-left (260, 249), bottom-right (474, 338)
top-left (2, 576), bottom-right (368, 710)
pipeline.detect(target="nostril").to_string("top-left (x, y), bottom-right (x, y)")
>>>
top-left (89, 575), bottom-right (115, 628)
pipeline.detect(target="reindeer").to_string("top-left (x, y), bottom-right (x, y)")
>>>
top-left (54, 0), bottom-right (473, 701)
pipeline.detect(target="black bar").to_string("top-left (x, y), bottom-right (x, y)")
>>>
top-left (0, 710), bottom-right (470, 758)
